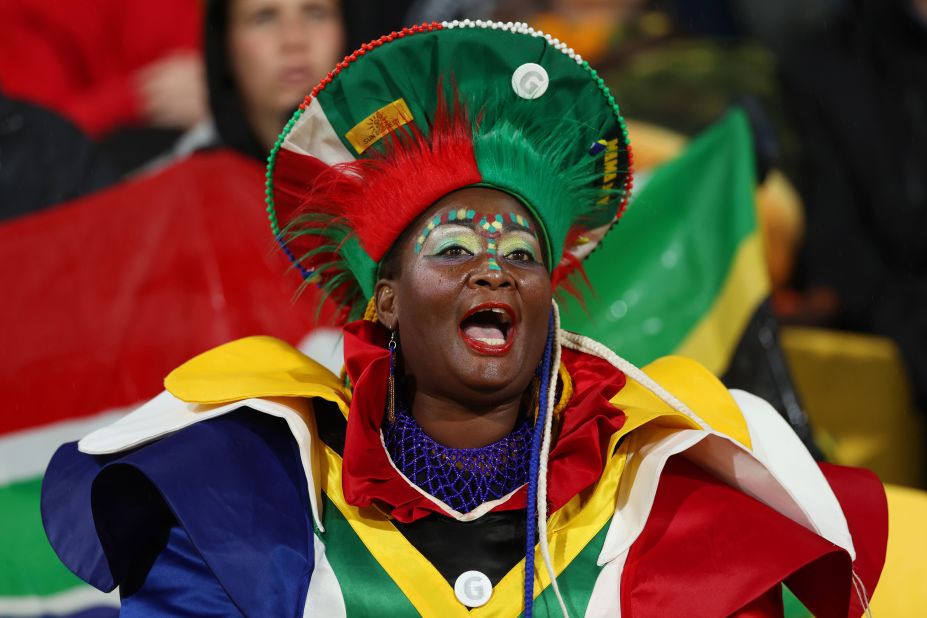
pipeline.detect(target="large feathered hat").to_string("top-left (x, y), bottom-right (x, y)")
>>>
top-left (266, 19), bottom-right (633, 321)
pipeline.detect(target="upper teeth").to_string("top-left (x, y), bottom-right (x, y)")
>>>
top-left (489, 308), bottom-right (510, 322)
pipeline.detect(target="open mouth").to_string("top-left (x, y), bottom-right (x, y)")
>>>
top-left (459, 303), bottom-right (516, 355)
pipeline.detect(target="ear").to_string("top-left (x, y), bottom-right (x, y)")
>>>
top-left (374, 279), bottom-right (399, 330)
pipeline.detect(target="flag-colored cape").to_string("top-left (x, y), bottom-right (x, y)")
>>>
top-left (42, 325), bottom-right (886, 616)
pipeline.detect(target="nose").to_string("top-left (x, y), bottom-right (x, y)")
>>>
top-left (466, 259), bottom-right (514, 290)
top-left (281, 18), bottom-right (308, 51)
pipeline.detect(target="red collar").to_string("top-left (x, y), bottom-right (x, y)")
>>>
top-left (340, 319), bottom-right (627, 522)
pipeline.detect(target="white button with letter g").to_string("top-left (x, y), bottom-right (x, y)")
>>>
top-left (512, 63), bottom-right (549, 100)
top-left (454, 570), bottom-right (493, 607)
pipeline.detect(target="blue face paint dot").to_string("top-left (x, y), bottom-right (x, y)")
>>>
top-left (448, 210), bottom-right (457, 221)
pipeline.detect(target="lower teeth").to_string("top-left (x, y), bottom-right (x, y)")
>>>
top-left (475, 337), bottom-right (506, 346)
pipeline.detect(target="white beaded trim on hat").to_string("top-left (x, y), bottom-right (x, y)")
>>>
top-left (440, 19), bottom-right (585, 65)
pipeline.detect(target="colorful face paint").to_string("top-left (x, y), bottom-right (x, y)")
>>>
top-left (414, 209), bottom-right (476, 253)
top-left (416, 208), bottom-right (539, 272)
top-left (507, 212), bottom-right (532, 230)
top-left (485, 238), bottom-right (501, 270)
top-left (419, 224), bottom-right (482, 257)
top-left (477, 213), bottom-right (537, 270)
top-left (477, 215), bottom-right (503, 270)
top-left (497, 230), bottom-right (540, 263)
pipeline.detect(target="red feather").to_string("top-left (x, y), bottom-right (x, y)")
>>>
top-left (279, 92), bottom-right (482, 265)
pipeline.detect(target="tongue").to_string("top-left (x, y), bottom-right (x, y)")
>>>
top-left (462, 323), bottom-right (506, 342)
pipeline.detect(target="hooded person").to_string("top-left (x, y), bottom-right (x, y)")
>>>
top-left (173, 0), bottom-right (416, 164)
top-left (155, 0), bottom-right (347, 165)
top-left (42, 20), bottom-right (887, 617)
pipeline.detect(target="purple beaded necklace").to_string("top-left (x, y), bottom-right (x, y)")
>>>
top-left (382, 399), bottom-right (531, 513)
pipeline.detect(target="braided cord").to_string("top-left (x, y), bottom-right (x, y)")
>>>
top-left (851, 570), bottom-right (872, 618)
top-left (524, 310), bottom-right (555, 617)
top-left (535, 299), bottom-right (569, 617)
top-left (558, 330), bottom-right (708, 429)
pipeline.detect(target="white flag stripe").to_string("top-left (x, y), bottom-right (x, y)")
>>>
top-left (0, 328), bottom-right (341, 487)
top-left (282, 98), bottom-right (356, 164)
top-left (297, 327), bottom-right (345, 376)
top-left (0, 585), bottom-right (119, 616)
top-left (0, 407), bottom-right (135, 485)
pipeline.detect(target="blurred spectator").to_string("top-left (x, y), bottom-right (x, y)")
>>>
top-left (0, 91), bottom-right (117, 221)
top-left (207, 0), bottom-right (345, 159)
top-left (0, 0), bottom-right (204, 139)
top-left (161, 0), bottom-right (417, 166)
top-left (779, 0), bottom-right (927, 412)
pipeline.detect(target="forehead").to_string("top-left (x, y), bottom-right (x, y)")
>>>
top-left (424, 187), bottom-right (538, 228)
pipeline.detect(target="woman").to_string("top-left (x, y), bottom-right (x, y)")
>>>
top-left (212, 0), bottom-right (345, 157)
top-left (43, 21), bottom-right (886, 616)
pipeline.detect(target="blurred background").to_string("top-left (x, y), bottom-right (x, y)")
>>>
top-left (1, 0), bottom-right (925, 615)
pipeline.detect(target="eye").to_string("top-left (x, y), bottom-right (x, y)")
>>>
top-left (504, 248), bottom-right (536, 262)
top-left (421, 226), bottom-right (481, 257)
top-left (249, 7), bottom-right (277, 24)
top-left (498, 232), bottom-right (540, 264)
top-left (303, 3), bottom-right (335, 21)
top-left (437, 244), bottom-right (473, 258)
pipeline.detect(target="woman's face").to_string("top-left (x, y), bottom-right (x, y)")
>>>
top-left (376, 188), bottom-right (553, 409)
top-left (228, 0), bottom-right (343, 121)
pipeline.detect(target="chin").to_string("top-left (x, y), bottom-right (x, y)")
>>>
top-left (457, 360), bottom-right (533, 400)
top-left (277, 91), bottom-right (309, 115)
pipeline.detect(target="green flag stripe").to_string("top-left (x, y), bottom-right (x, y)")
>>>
top-left (533, 520), bottom-right (610, 615)
top-left (318, 494), bottom-right (419, 616)
top-left (0, 477), bottom-right (85, 596)
top-left (675, 231), bottom-right (768, 374)
top-left (559, 109), bottom-right (758, 367)
top-left (783, 585), bottom-right (815, 617)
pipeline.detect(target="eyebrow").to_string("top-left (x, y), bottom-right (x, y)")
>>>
top-left (477, 213), bottom-right (537, 236)
top-left (501, 222), bottom-right (537, 235)
top-left (504, 212), bottom-right (533, 231)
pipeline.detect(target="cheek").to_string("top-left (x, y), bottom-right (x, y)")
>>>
top-left (229, 32), bottom-right (278, 103)
top-left (307, 22), bottom-right (344, 76)
top-left (520, 276), bottom-right (553, 345)
top-left (520, 274), bottom-right (553, 313)
top-left (398, 266), bottom-right (461, 326)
